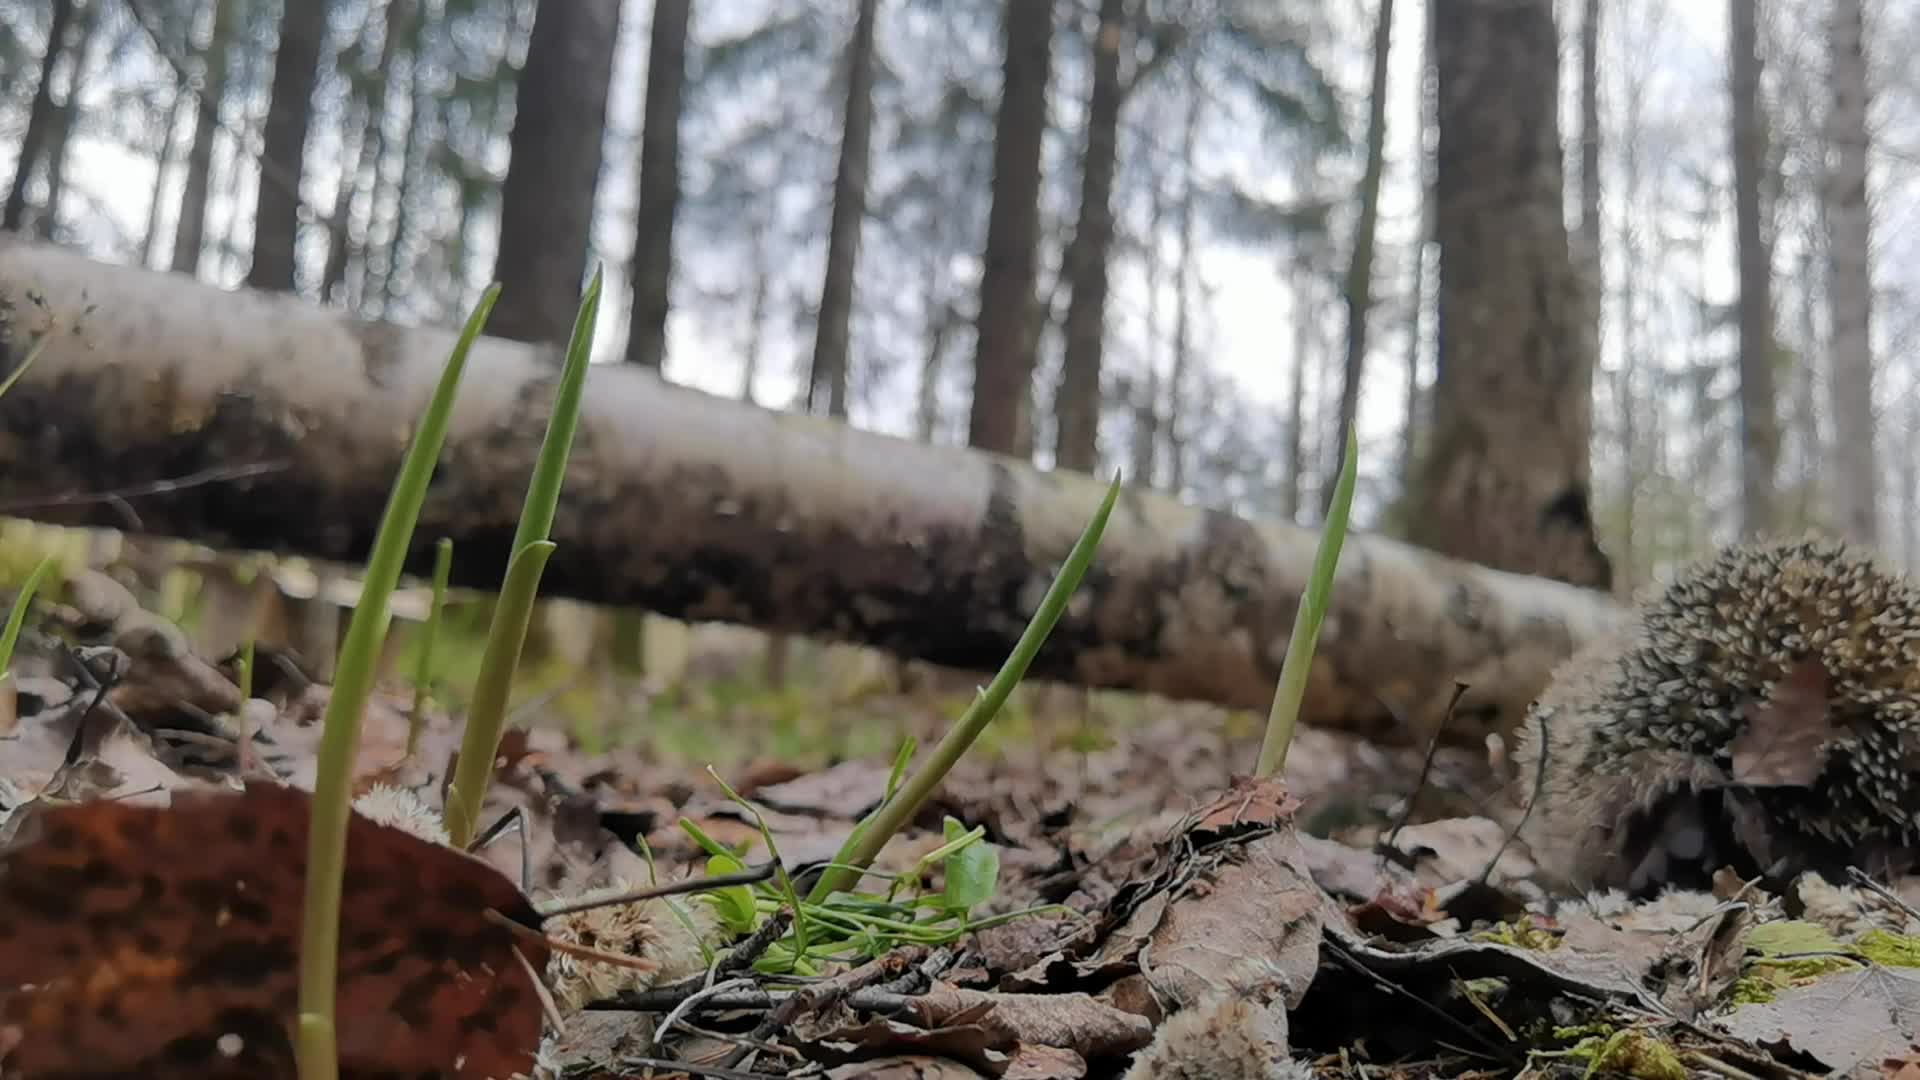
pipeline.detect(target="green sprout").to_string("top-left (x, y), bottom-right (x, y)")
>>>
top-left (0, 555), bottom-right (57, 684)
top-left (1255, 423), bottom-right (1357, 777)
top-left (236, 637), bottom-right (255, 701)
top-left (406, 537), bottom-right (454, 756)
top-left (0, 332), bottom-right (48, 401)
top-left (444, 267), bottom-right (601, 848)
top-left (295, 285), bottom-right (499, 1080)
top-left (805, 471), bottom-right (1121, 905)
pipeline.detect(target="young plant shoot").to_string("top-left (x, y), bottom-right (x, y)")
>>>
top-left (444, 267), bottom-right (602, 848)
top-left (1255, 423), bottom-right (1357, 777)
top-left (296, 285), bottom-right (501, 1080)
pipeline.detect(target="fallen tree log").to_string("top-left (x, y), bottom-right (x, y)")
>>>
top-left (0, 236), bottom-right (1625, 745)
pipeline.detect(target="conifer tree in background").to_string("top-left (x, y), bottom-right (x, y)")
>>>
top-left (626, 0), bottom-right (693, 370)
top-left (491, 0), bottom-right (623, 344)
top-left (248, 0), bottom-right (328, 292)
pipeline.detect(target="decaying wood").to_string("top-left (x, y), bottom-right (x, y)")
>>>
top-left (0, 236), bottom-right (1625, 745)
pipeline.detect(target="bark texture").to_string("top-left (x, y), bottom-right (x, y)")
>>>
top-left (969, 0), bottom-right (1056, 456)
top-left (625, 0), bottom-right (691, 370)
top-left (1729, 0), bottom-right (1780, 537)
top-left (1412, 0), bottom-right (1610, 591)
top-left (1824, 0), bottom-right (1875, 546)
top-left (0, 237), bottom-right (1624, 746)
top-left (173, 0), bottom-right (238, 277)
top-left (248, 0), bottom-right (329, 292)
top-left (807, 0), bottom-right (881, 417)
top-left (4, 0), bottom-right (79, 233)
top-left (1053, 0), bottom-right (1125, 474)
top-left (490, 0), bottom-right (622, 345)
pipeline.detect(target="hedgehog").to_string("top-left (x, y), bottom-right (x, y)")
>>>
top-left (1511, 536), bottom-right (1920, 896)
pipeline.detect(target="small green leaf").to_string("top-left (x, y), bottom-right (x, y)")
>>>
top-left (941, 816), bottom-right (999, 915)
top-left (702, 853), bottom-right (760, 934)
top-left (1747, 920), bottom-right (1843, 957)
top-left (678, 817), bottom-right (741, 860)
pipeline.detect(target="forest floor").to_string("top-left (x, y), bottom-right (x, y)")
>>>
top-left (2, 564), bottom-right (1918, 1079)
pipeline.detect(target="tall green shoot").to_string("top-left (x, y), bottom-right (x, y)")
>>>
top-left (295, 286), bottom-right (500, 1080)
top-left (444, 268), bottom-right (601, 847)
top-left (0, 555), bottom-right (57, 683)
top-left (1255, 424), bottom-right (1357, 777)
top-left (807, 473), bottom-right (1122, 904)
top-left (406, 537), bottom-right (454, 756)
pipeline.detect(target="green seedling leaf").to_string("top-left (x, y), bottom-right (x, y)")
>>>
top-left (0, 333), bottom-right (48, 402)
top-left (678, 817), bottom-right (744, 861)
top-left (702, 853), bottom-right (760, 934)
top-left (444, 540), bottom-right (557, 846)
top-left (0, 555), bottom-right (57, 685)
top-left (444, 267), bottom-right (600, 848)
top-left (940, 817), bottom-right (998, 916)
top-left (807, 472), bottom-right (1122, 904)
top-left (1256, 423), bottom-right (1357, 777)
top-left (297, 282), bottom-right (499, 1080)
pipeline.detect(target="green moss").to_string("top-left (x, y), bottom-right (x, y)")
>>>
top-left (1854, 929), bottom-right (1920, 968)
top-left (1472, 917), bottom-right (1562, 951)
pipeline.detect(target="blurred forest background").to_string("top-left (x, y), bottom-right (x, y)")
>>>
top-left (1, 0), bottom-right (1917, 731)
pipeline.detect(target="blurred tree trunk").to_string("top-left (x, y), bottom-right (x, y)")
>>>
top-left (1165, 65), bottom-right (1198, 494)
top-left (490, 0), bottom-right (622, 344)
top-left (625, 0), bottom-right (692, 370)
top-left (1613, 20), bottom-right (1647, 591)
top-left (36, 0), bottom-right (105, 241)
top-left (3, 0), bottom-right (77, 233)
top-left (1412, 0), bottom-right (1609, 590)
top-left (375, 4), bottom-right (435, 316)
top-left (1824, 0), bottom-right (1875, 545)
top-left (1053, 0), bottom-right (1126, 473)
top-left (1729, 0), bottom-right (1780, 537)
top-left (1281, 248), bottom-right (1315, 523)
top-left (172, 0), bottom-right (238, 276)
top-left (969, 0), bottom-right (1055, 456)
top-left (248, 0), bottom-right (329, 292)
top-left (807, 0), bottom-right (880, 417)
top-left (323, 0), bottom-right (415, 304)
top-left (141, 85), bottom-right (189, 268)
top-left (1330, 0), bottom-right (1393, 504)
top-left (1397, 0), bottom-right (1435, 509)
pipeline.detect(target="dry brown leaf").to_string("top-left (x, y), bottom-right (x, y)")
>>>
top-left (0, 783), bottom-right (549, 1078)
top-left (824, 1055), bottom-right (995, 1079)
top-left (1718, 965), bottom-right (1920, 1074)
top-left (1131, 831), bottom-right (1327, 1011)
top-left (891, 983), bottom-right (1153, 1060)
top-left (1729, 657), bottom-right (1833, 787)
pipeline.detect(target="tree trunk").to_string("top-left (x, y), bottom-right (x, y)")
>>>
top-left (807, 0), bottom-right (880, 418)
top-left (1577, 0), bottom-right (1602, 270)
top-left (1411, 0), bottom-right (1610, 590)
top-left (1729, 0), bottom-right (1780, 537)
top-left (36, 0), bottom-right (105, 242)
top-left (3, 0), bottom-right (77, 233)
top-left (968, 0), bottom-right (1056, 456)
top-left (624, 0), bottom-right (692, 370)
top-left (489, 0), bottom-right (622, 344)
top-left (1331, 0), bottom-right (1394, 503)
top-left (0, 235), bottom-right (1624, 747)
top-left (141, 86), bottom-right (189, 269)
top-left (1165, 63), bottom-right (1198, 495)
top-left (172, 0), bottom-right (238, 277)
top-left (323, 0), bottom-right (416, 305)
top-left (1052, 0), bottom-right (1126, 473)
top-left (1397, 0), bottom-right (1436, 512)
top-left (247, 0), bottom-right (330, 293)
top-left (1282, 249), bottom-right (1314, 523)
top-left (1823, 0), bottom-right (1875, 546)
